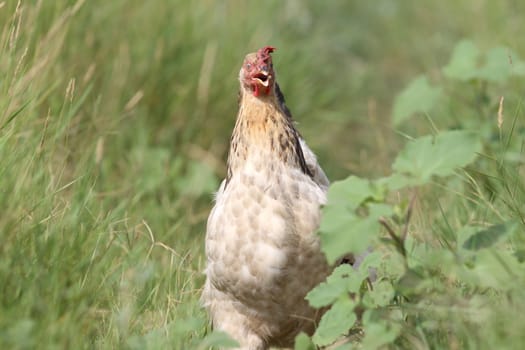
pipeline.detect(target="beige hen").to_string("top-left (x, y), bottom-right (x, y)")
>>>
top-left (202, 46), bottom-right (331, 349)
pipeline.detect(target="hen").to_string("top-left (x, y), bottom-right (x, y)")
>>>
top-left (202, 46), bottom-right (331, 349)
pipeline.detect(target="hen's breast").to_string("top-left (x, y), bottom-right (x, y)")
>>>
top-left (205, 148), bottom-right (329, 316)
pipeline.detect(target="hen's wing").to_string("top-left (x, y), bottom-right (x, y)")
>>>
top-left (299, 138), bottom-right (329, 190)
top-left (275, 83), bottom-right (329, 190)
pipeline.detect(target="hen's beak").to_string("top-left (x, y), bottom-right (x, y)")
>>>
top-left (253, 70), bottom-right (271, 87)
top-left (249, 64), bottom-right (272, 97)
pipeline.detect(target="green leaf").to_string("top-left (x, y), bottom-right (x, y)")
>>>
top-left (361, 310), bottom-right (401, 349)
top-left (173, 316), bottom-right (205, 334)
top-left (362, 280), bottom-right (395, 308)
top-left (511, 59), bottom-right (525, 76)
top-left (318, 203), bottom-right (356, 239)
top-left (313, 297), bottom-right (357, 347)
top-left (409, 243), bottom-right (456, 271)
top-left (479, 46), bottom-right (512, 82)
top-left (376, 173), bottom-right (416, 191)
top-left (327, 176), bottom-right (381, 211)
top-left (395, 268), bottom-right (426, 297)
top-left (368, 203), bottom-right (394, 220)
top-left (320, 176), bottom-right (392, 264)
top-left (197, 331), bottom-right (240, 349)
top-left (294, 332), bottom-right (316, 350)
top-left (443, 39), bottom-right (481, 81)
top-left (392, 75), bottom-right (442, 126)
top-left (319, 175), bottom-right (394, 264)
top-left (354, 250), bottom-right (382, 272)
top-left (461, 249), bottom-right (522, 291)
top-left (320, 201), bottom-right (392, 265)
top-left (463, 222), bottom-right (517, 250)
top-left (392, 130), bottom-right (482, 184)
top-left (319, 214), bottom-right (379, 264)
top-left (307, 262), bottom-right (374, 310)
top-left (306, 264), bottom-right (354, 308)
top-left (332, 343), bottom-right (354, 350)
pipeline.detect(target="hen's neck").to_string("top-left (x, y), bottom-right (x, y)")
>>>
top-left (225, 91), bottom-right (310, 185)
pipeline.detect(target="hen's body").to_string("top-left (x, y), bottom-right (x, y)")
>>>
top-left (202, 47), bottom-right (331, 349)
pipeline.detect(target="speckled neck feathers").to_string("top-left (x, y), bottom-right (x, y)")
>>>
top-left (226, 85), bottom-right (312, 186)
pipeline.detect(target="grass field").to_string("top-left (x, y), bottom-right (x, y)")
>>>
top-left (1, 1), bottom-right (524, 349)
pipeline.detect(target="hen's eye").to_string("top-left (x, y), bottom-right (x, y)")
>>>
top-left (246, 63), bottom-right (252, 69)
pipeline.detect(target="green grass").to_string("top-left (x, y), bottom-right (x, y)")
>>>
top-left (0, 1), bottom-right (524, 349)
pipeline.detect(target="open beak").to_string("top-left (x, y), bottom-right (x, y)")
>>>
top-left (253, 70), bottom-right (271, 87)
top-left (249, 63), bottom-right (273, 97)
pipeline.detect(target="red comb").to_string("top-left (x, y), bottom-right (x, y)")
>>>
top-left (257, 46), bottom-right (276, 62)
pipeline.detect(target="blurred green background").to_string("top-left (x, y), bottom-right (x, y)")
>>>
top-left (0, 0), bottom-right (523, 348)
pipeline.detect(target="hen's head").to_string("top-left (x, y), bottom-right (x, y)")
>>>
top-left (240, 46), bottom-right (276, 97)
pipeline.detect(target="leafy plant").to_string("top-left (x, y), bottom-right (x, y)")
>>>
top-left (297, 40), bottom-right (525, 349)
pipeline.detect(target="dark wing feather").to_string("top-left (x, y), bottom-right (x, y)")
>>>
top-left (275, 82), bottom-right (329, 189)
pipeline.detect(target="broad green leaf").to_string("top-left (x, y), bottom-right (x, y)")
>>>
top-left (456, 225), bottom-right (478, 248)
top-left (327, 176), bottom-right (381, 211)
top-left (392, 130), bottom-right (482, 183)
top-left (361, 310), bottom-right (401, 349)
top-left (362, 280), bottom-right (395, 308)
top-left (376, 173), bottom-right (416, 191)
top-left (319, 214), bottom-right (379, 264)
top-left (197, 331), bottom-right (240, 349)
top-left (368, 203), bottom-right (394, 220)
top-left (381, 251), bottom-right (406, 279)
top-left (173, 316), bottom-right (205, 334)
top-left (410, 243), bottom-right (456, 271)
top-left (320, 202), bottom-right (391, 265)
top-left (463, 222), bottom-right (518, 250)
top-left (307, 263), bottom-right (372, 310)
top-left (353, 250), bottom-right (382, 272)
top-left (462, 249), bottom-right (522, 291)
top-left (395, 268), bottom-right (426, 297)
top-left (443, 40), bottom-right (481, 81)
top-left (313, 297), bottom-right (357, 347)
top-left (306, 264), bottom-right (354, 308)
top-left (511, 59), bottom-right (525, 76)
top-left (320, 177), bottom-right (392, 264)
top-left (332, 343), bottom-right (354, 350)
top-left (392, 75), bottom-right (442, 126)
top-left (319, 203), bottom-right (356, 237)
top-left (294, 332), bottom-right (316, 350)
top-left (479, 46), bottom-right (512, 82)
